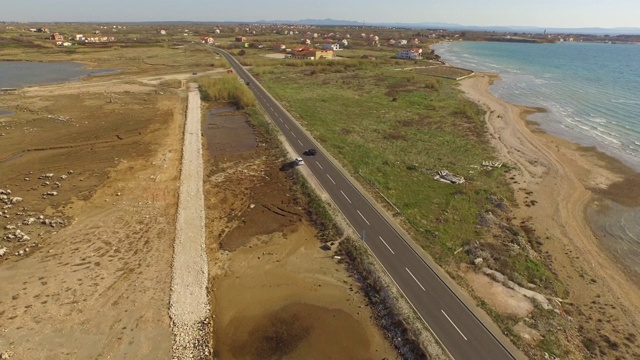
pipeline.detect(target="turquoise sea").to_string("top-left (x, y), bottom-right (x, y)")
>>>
top-left (433, 41), bottom-right (640, 172)
top-left (433, 41), bottom-right (640, 279)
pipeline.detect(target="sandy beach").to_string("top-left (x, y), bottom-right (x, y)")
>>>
top-left (460, 73), bottom-right (640, 356)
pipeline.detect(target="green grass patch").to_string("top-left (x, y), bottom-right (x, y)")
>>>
top-left (254, 63), bottom-right (512, 263)
top-left (198, 74), bottom-right (255, 109)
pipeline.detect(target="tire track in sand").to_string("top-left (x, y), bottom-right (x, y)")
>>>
top-left (169, 83), bottom-right (211, 359)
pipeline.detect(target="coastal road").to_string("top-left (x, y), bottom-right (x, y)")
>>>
top-left (213, 48), bottom-right (517, 360)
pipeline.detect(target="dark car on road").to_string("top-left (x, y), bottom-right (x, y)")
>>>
top-left (305, 148), bottom-right (317, 156)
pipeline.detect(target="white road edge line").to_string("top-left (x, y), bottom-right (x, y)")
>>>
top-left (316, 161), bottom-right (323, 169)
top-left (357, 210), bottom-right (370, 226)
top-left (406, 267), bottom-right (425, 291)
top-left (378, 236), bottom-right (395, 254)
top-left (327, 174), bottom-right (336, 184)
top-left (442, 310), bottom-right (468, 341)
top-left (341, 190), bottom-right (352, 203)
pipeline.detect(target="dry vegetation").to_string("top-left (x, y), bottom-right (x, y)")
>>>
top-left (2, 21), bottom-right (638, 359)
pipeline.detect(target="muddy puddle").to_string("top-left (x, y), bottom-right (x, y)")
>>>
top-left (215, 302), bottom-right (375, 360)
top-left (203, 107), bottom-right (257, 158)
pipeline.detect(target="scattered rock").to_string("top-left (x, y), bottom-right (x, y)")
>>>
top-left (434, 170), bottom-right (465, 184)
top-left (10, 197), bottom-right (23, 204)
top-left (513, 322), bottom-right (542, 344)
top-left (482, 160), bottom-right (503, 168)
top-left (473, 257), bottom-right (484, 266)
top-left (482, 268), bottom-right (551, 309)
top-left (0, 247), bottom-right (8, 257)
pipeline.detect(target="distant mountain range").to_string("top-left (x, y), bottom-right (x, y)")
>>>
top-left (255, 18), bottom-right (640, 36)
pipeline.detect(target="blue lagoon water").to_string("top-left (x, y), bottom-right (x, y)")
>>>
top-left (0, 61), bottom-right (115, 89)
top-left (433, 41), bottom-right (640, 279)
top-left (433, 41), bottom-right (640, 171)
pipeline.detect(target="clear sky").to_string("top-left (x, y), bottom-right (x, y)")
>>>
top-left (1, 0), bottom-right (639, 28)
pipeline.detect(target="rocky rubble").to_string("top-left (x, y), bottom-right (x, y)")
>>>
top-left (0, 171), bottom-right (73, 258)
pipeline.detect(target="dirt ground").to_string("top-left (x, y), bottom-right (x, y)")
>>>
top-left (0, 72), bottom-right (187, 358)
top-left (202, 109), bottom-right (397, 359)
top-left (0, 67), bottom-right (397, 359)
top-left (460, 74), bottom-right (640, 359)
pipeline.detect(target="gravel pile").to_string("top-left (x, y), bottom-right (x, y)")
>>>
top-left (169, 84), bottom-right (211, 359)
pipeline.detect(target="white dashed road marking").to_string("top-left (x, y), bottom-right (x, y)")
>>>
top-left (327, 174), bottom-right (336, 184)
top-left (379, 236), bottom-right (395, 254)
top-left (406, 268), bottom-right (425, 291)
top-left (357, 210), bottom-right (370, 225)
top-left (442, 310), bottom-right (468, 341)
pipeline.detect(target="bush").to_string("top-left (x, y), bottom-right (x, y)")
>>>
top-left (198, 74), bottom-right (255, 109)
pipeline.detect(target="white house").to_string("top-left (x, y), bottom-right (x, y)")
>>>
top-left (396, 39), bottom-right (408, 46)
top-left (396, 48), bottom-right (423, 60)
top-left (323, 43), bottom-right (340, 51)
top-left (338, 39), bottom-right (349, 47)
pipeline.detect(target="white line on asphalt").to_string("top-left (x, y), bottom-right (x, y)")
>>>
top-left (297, 140), bottom-right (303, 146)
top-left (406, 268), bottom-right (425, 291)
top-left (442, 310), bottom-right (468, 341)
top-left (379, 236), bottom-right (395, 254)
top-left (341, 190), bottom-right (352, 203)
top-left (357, 210), bottom-right (370, 225)
top-left (278, 117), bottom-right (283, 122)
top-left (291, 132), bottom-right (296, 138)
top-left (285, 124), bottom-right (289, 129)
top-left (327, 174), bottom-right (335, 184)
top-left (316, 161), bottom-right (323, 169)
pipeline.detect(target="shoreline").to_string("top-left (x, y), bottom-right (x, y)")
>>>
top-left (459, 72), bottom-right (640, 343)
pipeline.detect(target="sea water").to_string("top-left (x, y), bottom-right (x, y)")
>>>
top-left (433, 41), bottom-right (640, 172)
top-left (0, 61), bottom-right (116, 89)
top-left (433, 41), bottom-right (640, 280)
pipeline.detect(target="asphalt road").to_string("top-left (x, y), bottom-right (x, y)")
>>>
top-left (213, 48), bottom-right (516, 360)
